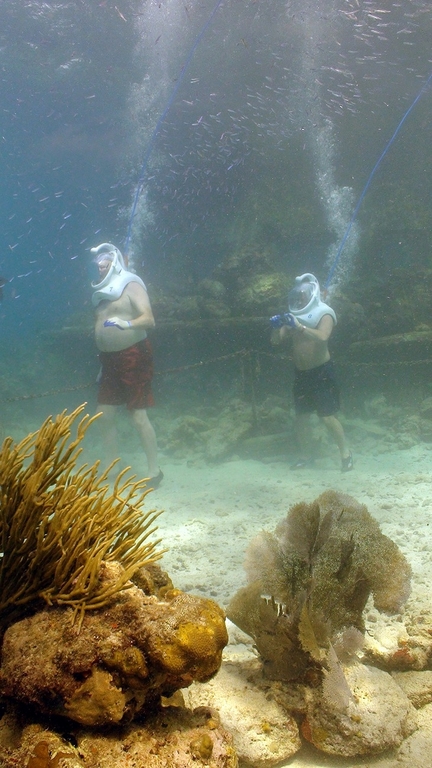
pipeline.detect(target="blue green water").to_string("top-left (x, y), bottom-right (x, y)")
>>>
top-left (0, 0), bottom-right (431, 371)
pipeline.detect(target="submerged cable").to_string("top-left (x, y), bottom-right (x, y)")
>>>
top-left (325, 69), bottom-right (432, 289)
top-left (125, 0), bottom-right (225, 255)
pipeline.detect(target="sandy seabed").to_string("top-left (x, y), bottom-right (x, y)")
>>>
top-left (144, 442), bottom-right (432, 768)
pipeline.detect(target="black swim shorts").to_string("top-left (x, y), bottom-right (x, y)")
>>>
top-left (293, 360), bottom-right (340, 417)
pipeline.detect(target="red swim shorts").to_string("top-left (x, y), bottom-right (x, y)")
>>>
top-left (97, 338), bottom-right (155, 410)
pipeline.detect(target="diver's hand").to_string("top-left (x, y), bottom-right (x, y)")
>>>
top-left (284, 313), bottom-right (297, 328)
top-left (270, 314), bottom-right (284, 329)
top-left (270, 312), bottom-right (296, 329)
top-left (103, 317), bottom-right (132, 330)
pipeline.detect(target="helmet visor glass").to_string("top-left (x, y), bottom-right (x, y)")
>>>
top-left (90, 253), bottom-right (114, 285)
top-left (288, 282), bottom-right (314, 311)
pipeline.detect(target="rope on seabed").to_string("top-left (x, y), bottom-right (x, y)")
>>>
top-left (2, 349), bottom-right (432, 403)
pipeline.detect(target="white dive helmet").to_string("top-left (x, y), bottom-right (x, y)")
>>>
top-left (288, 272), bottom-right (337, 328)
top-left (90, 242), bottom-right (126, 289)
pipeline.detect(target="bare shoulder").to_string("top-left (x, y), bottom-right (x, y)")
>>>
top-left (316, 313), bottom-right (335, 341)
top-left (125, 280), bottom-right (148, 297)
top-left (317, 314), bottom-right (335, 330)
top-left (125, 279), bottom-right (154, 322)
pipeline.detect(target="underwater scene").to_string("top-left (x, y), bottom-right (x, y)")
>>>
top-left (2, 0), bottom-right (432, 766)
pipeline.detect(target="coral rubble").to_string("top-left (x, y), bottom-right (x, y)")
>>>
top-left (0, 704), bottom-right (238, 768)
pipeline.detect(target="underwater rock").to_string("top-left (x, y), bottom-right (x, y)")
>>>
top-left (235, 272), bottom-right (289, 315)
top-left (164, 415), bottom-right (210, 456)
top-left (165, 400), bottom-right (255, 462)
top-left (236, 432), bottom-right (292, 461)
top-left (185, 659), bottom-right (301, 767)
top-left (392, 671), bottom-right (432, 709)
top-left (213, 244), bottom-right (276, 284)
top-left (197, 278), bottom-right (227, 300)
top-left (197, 278), bottom-right (231, 318)
top-left (203, 399), bottom-right (256, 462)
top-left (256, 397), bottom-right (292, 434)
top-left (173, 295), bottom-right (202, 320)
top-left (0, 717), bottom-right (83, 768)
top-left (197, 296), bottom-right (232, 319)
top-left (301, 662), bottom-right (416, 756)
top-left (364, 607), bottom-right (432, 672)
top-left (0, 704), bottom-right (238, 768)
top-left (386, 701), bottom-right (432, 768)
top-left (0, 562), bottom-right (228, 727)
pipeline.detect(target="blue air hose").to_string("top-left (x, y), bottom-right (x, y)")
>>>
top-left (125, 0), bottom-right (225, 255)
top-left (325, 69), bottom-right (432, 289)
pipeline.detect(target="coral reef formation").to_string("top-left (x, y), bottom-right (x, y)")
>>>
top-left (0, 405), bottom-right (163, 634)
top-left (0, 703), bottom-right (238, 768)
top-left (150, 243), bottom-right (292, 323)
top-left (0, 562), bottom-right (227, 726)
top-left (0, 406), bottom-right (228, 729)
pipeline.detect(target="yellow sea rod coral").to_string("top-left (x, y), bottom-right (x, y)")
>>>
top-left (0, 404), bottom-right (164, 632)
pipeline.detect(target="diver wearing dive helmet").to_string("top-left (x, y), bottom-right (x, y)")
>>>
top-left (91, 243), bottom-right (163, 487)
top-left (270, 273), bottom-right (353, 472)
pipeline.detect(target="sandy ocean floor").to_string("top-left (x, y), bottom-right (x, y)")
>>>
top-left (144, 441), bottom-right (432, 768)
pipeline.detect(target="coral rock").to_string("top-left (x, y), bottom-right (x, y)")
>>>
top-left (0, 705), bottom-right (238, 768)
top-left (302, 662), bottom-right (417, 756)
top-left (185, 659), bottom-right (301, 768)
top-left (392, 670), bottom-right (432, 709)
top-left (0, 566), bottom-right (228, 726)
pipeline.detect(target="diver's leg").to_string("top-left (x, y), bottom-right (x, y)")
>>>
top-left (295, 413), bottom-right (311, 461)
top-left (97, 404), bottom-right (120, 469)
top-left (321, 414), bottom-right (350, 461)
top-left (131, 408), bottom-right (159, 479)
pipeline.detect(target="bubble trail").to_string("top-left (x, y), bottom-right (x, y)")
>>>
top-left (325, 67), bottom-right (432, 290)
top-left (125, 0), bottom-right (225, 255)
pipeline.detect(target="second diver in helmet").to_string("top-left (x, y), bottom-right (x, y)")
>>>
top-left (270, 273), bottom-right (353, 472)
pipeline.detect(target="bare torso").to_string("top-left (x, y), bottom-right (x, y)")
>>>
top-left (277, 314), bottom-right (334, 371)
top-left (94, 282), bottom-right (154, 352)
top-left (292, 324), bottom-right (331, 370)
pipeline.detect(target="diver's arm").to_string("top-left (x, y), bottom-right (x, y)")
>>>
top-left (278, 324), bottom-right (296, 342)
top-left (127, 282), bottom-right (156, 329)
top-left (271, 327), bottom-right (287, 345)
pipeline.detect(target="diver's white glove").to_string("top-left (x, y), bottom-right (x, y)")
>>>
top-left (103, 317), bottom-right (132, 330)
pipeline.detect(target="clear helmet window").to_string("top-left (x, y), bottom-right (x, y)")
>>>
top-left (90, 253), bottom-right (114, 286)
top-left (288, 282), bottom-right (315, 311)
